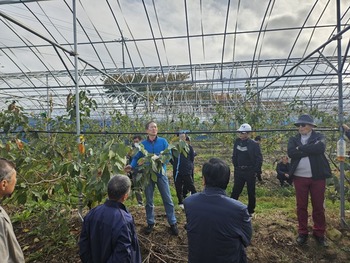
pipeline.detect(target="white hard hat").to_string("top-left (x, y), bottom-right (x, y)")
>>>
top-left (237, 123), bottom-right (252, 132)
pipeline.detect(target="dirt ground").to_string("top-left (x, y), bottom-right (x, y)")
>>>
top-left (16, 204), bottom-right (350, 263)
top-left (13, 173), bottom-right (350, 263)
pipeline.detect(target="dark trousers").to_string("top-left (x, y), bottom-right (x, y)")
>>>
top-left (256, 172), bottom-right (262, 182)
top-left (175, 173), bottom-right (196, 205)
top-left (129, 172), bottom-right (143, 205)
top-left (231, 170), bottom-right (256, 214)
top-left (293, 176), bottom-right (326, 237)
top-left (277, 174), bottom-right (292, 186)
top-left (183, 171), bottom-right (195, 198)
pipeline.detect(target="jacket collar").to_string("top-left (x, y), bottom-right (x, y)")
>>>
top-left (203, 186), bottom-right (227, 196)
top-left (104, 199), bottom-right (127, 212)
top-left (147, 136), bottom-right (158, 143)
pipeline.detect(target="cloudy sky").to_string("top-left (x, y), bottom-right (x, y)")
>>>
top-left (0, 0), bottom-right (348, 71)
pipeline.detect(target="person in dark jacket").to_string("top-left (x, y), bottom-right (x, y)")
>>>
top-left (182, 136), bottom-right (197, 199)
top-left (254, 136), bottom-right (263, 182)
top-left (184, 158), bottom-right (252, 263)
top-left (276, 156), bottom-right (292, 186)
top-left (287, 114), bottom-right (332, 247)
top-left (79, 174), bottom-right (141, 263)
top-left (231, 123), bottom-right (263, 216)
top-left (127, 135), bottom-right (144, 206)
top-left (171, 134), bottom-right (197, 209)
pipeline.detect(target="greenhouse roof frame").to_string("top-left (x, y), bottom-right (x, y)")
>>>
top-left (0, 0), bottom-right (349, 119)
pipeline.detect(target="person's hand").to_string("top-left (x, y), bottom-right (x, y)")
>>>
top-left (342, 124), bottom-right (350, 132)
top-left (124, 165), bottom-right (132, 173)
top-left (285, 173), bottom-right (289, 178)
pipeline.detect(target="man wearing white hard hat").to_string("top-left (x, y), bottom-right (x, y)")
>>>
top-left (230, 123), bottom-right (263, 217)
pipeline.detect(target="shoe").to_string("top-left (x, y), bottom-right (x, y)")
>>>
top-left (137, 202), bottom-right (143, 207)
top-left (313, 235), bottom-right (328, 247)
top-left (170, 224), bottom-right (179, 236)
top-left (144, 224), bottom-right (154, 235)
top-left (179, 204), bottom-right (184, 210)
top-left (296, 234), bottom-right (308, 246)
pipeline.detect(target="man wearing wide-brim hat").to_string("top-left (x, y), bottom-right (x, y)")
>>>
top-left (287, 114), bottom-right (332, 247)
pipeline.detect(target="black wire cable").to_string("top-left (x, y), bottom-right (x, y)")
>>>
top-left (2, 127), bottom-right (339, 136)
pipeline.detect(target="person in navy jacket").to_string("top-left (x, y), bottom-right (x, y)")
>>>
top-left (79, 175), bottom-right (141, 263)
top-left (171, 134), bottom-right (197, 209)
top-left (184, 158), bottom-right (252, 263)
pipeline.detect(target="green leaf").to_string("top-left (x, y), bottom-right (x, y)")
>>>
top-left (108, 150), bottom-right (115, 159)
top-left (151, 160), bottom-right (158, 173)
top-left (101, 165), bottom-right (110, 185)
top-left (16, 192), bottom-right (27, 205)
top-left (62, 182), bottom-right (69, 194)
top-left (151, 172), bottom-right (157, 182)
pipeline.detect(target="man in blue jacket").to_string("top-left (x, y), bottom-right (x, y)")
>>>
top-left (125, 121), bottom-right (178, 235)
top-left (184, 158), bottom-right (252, 263)
top-left (79, 174), bottom-right (141, 263)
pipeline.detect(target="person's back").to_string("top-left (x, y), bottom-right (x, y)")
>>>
top-left (79, 175), bottom-right (141, 263)
top-left (184, 158), bottom-right (252, 263)
top-left (185, 190), bottom-right (251, 263)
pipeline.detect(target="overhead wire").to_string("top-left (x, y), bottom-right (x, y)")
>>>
top-left (151, 0), bottom-right (170, 67)
top-left (115, 0), bottom-right (146, 70)
top-left (183, 0), bottom-right (193, 83)
top-left (285, 0), bottom-right (328, 103)
top-left (249, 0), bottom-right (274, 79)
top-left (228, 0), bottom-right (241, 97)
top-left (219, 0), bottom-right (231, 81)
top-left (140, 0), bottom-right (165, 79)
top-left (199, 0), bottom-right (207, 79)
top-left (294, 13), bottom-right (350, 107)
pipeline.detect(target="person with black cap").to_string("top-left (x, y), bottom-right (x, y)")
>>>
top-left (287, 114), bottom-right (332, 247)
top-left (230, 123), bottom-right (263, 217)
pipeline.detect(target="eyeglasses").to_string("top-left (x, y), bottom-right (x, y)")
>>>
top-left (296, 123), bottom-right (307, 127)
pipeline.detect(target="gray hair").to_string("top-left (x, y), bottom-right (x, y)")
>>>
top-left (107, 174), bottom-right (131, 200)
top-left (0, 158), bottom-right (16, 182)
